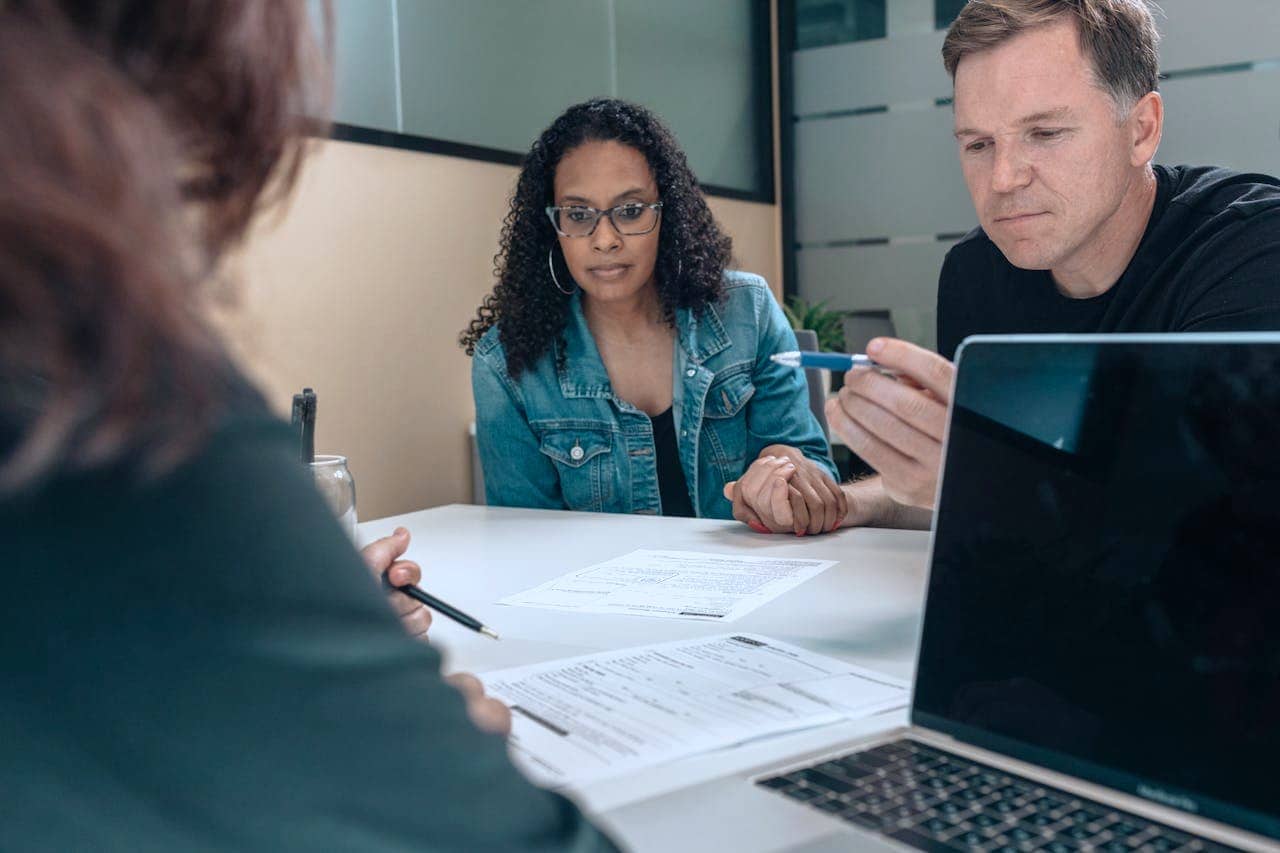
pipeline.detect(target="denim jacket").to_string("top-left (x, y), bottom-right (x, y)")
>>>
top-left (472, 271), bottom-right (836, 519)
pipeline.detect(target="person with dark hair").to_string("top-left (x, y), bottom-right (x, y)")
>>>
top-left (731, 0), bottom-right (1280, 534)
top-left (0, 2), bottom-right (615, 848)
top-left (461, 98), bottom-right (844, 534)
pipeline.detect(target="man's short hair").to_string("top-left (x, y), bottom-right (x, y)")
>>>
top-left (942, 0), bottom-right (1161, 112)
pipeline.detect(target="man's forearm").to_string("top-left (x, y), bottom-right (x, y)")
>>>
top-left (840, 476), bottom-right (933, 530)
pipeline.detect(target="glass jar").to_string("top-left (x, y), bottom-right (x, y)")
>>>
top-left (310, 454), bottom-right (357, 542)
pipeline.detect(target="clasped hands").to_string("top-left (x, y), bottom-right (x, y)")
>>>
top-left (725, 338), bottom-right (955, 534)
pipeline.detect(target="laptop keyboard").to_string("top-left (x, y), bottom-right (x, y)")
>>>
top-left (757, 739), bottom-right (1244, 852)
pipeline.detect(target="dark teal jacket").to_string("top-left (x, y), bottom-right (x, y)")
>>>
top-left (0, 395), bottom-right (617, 852)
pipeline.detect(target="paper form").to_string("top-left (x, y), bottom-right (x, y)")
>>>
top-left (479, 634), bottom-right (908, 788)
top-left (498, 549), bottom-right (837, 622)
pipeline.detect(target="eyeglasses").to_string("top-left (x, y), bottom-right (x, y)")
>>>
top-left (545, 202), bottom-right (662, 238)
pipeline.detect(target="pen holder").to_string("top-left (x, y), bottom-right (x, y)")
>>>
top-left (310, 454), bottom-right (358, 542)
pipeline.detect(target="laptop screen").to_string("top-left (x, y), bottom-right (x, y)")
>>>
top-left (913, 335), bottom-right (1280, 838)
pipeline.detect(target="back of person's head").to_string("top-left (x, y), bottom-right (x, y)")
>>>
top-left (10, 0), bottom-right (326, 253)
top-left (0, 1), bottom-right (323, 488)
top-left (941, 0), bottom-right (1161, 114)
top-left (460, 97), bottom-right (732, 379)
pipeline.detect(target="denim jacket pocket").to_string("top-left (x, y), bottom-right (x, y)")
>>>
top-left (701, 363), bottom-right (755, 480)
top-left (534, 424), bottom-right (614, 512)
top-left (703, 363), bottom-right (756, 419)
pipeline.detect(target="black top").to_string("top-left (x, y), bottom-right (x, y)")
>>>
top-left (650, 407), bottom-right (696, 517)
top-left (0, 382), bottom-right (616, 851)
top-left (936, 165), bottom-right (1280, 360)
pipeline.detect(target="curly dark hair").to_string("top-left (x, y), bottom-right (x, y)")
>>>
top-left (459, 97), bottom-right (733, 379)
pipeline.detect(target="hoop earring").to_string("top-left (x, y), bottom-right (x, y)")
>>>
top-left (548, 246), bottom-right (576, 295)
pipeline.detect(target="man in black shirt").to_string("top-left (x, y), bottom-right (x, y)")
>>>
top-left (807, 0), bottom-right (1280, 530)
top-left (936, 164), bottom-right (1280, 361)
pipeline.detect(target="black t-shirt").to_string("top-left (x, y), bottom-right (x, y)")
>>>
top-left (937, 165), bottom-right (1280, 360)
top-left (650, 406), bottom-right (696, 517)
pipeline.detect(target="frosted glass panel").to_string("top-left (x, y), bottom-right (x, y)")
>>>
top-left (795, 0), bottom-right (886, 49)
top-left (1155, 0), bottom-right (1280, 71)
top-left (615, 0), bottom-right (765, 191)
top-left (933, 0), bottom-right (966, 30)
top-left (797, 241), bottom-right (952, 350)
top-left (794, 30), bottom-right (949, 115)
top-left (396, 0), bottom-right (612, 154)
top-left (795, 108), bottom-right (975, 243)
top-left (317, 0), bottom-right (399, 130)
top-left (1159, 69), bottom-right (1280, 176)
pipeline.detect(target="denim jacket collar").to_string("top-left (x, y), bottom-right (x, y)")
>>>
top-left (675, 300), bottom-right (732, 364)
top-left (555, 292), bottom-right (612, 399)
top-left (555, 290), bottom-right (731, 399)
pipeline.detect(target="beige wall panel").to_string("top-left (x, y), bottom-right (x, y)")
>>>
top-left (226, 139), bottom-right (518, 521)
top-left (708, 196), bottom-right (784, 298)
top-left (223, 139), bottom-right (779, 521)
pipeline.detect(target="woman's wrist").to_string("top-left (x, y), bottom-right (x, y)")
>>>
top-left (757, 444), bottom-right (811, 468)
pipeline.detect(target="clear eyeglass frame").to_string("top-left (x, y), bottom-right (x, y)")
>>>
top-left (545, 201), bottom-right (663, 238)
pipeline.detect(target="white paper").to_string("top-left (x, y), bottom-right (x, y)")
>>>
top-left (498, 549), bottom-right (837, 622)
top-left (479, 634), bottom-right (908, 788)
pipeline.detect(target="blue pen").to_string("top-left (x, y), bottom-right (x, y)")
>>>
top-left (769, 350), bottom-right (897, 375)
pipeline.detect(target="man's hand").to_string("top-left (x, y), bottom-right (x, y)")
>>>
top-left (361, 527), bottom-right (432, 640)
top-left (825, 338), bottom-right (953, 510)
top-left (723, 447), bottom-right (847, 535)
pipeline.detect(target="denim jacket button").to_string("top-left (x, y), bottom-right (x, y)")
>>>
top-left (569, 444), bottom-right (585, 461)
top-left (686, 368), bottom-right (696, 377)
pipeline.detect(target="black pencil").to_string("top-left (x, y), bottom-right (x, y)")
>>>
top-left (383, 572), bottom-right (500, 640)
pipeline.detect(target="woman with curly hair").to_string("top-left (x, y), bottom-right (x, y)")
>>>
top-left (462, 98), bottom-right (845, 533)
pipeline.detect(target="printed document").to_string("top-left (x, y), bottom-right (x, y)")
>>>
top-left (499, 549), bottom-right (837, 622)
top-left (480, 634), bottom-right (908, 788)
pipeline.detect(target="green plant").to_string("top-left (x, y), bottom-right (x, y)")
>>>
top-left (782, 296), bottom-right (846, 352)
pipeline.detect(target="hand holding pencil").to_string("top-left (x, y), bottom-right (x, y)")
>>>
top-left (361, 527), bottom-right (511, 735)
top-left (362, 526), bottom-right (501, 641)
top-left (361, 526), bottom-right (433, 640)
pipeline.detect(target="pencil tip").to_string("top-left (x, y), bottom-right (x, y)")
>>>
top-left (481, 627), bottom-right (500, 641)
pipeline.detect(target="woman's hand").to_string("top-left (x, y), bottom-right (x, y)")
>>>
top-left (361, 527), bottom-right (433, 640)
top-left (723, 447), bottom-right (847, 535)
top-left (446, 672), bottom-right (513, 736)
top-left (362, 530), bottom-right (509, 736)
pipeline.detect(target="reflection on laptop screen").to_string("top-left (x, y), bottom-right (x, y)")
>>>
top-left (915, 336), bottom-right (1280, 835)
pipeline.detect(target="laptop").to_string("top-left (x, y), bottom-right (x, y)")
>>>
top-left (601, 334), bottom-right (1280, 852)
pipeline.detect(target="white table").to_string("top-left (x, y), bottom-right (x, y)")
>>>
top-left (359, 504), bottom-right (932, 842)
